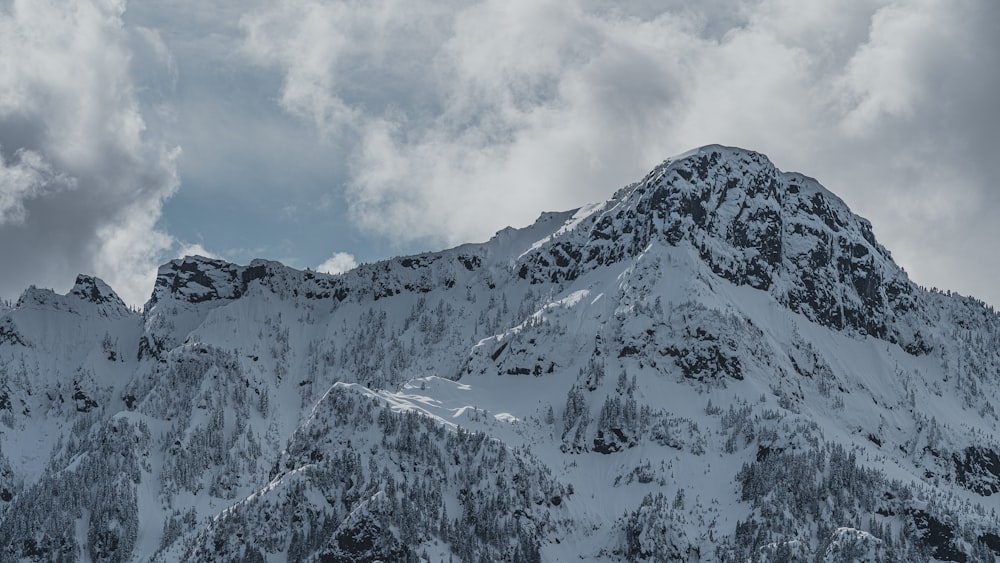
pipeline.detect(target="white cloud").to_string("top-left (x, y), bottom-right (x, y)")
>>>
top-left (241, 0), bottom-right (1000, 306)
top-left (0, 0), bottom-right (180, 306)
top-left (241, 0), bottom-right (692, 244)
top-left (0, 149), bottom-right (75, 225)
top-left (176, 243), bottom-right (220, 261)
top-left (317, 252), bottom-right (358, 275)
top-left (93, 191), bottom-right (177, 306)
top-left (6, 0), bottom-right (993, 308)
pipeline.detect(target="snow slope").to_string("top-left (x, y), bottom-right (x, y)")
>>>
top-left (2, 145), bottom-right (1000, 562)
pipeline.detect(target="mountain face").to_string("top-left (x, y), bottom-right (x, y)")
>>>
top-left (2, 145), bottom-right (1000, 562)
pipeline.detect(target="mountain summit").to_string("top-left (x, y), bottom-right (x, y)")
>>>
top-left (520, 146), bottom-right (921, 343)
top-left (1, 146), bottom-right (999, 562)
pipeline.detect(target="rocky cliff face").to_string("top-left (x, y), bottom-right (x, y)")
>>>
top-left (519, 146), bottom-right (926, 347)
top-left (1, 146), bottom-right (999, 562)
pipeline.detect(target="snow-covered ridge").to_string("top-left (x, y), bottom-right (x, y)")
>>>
top-left (69, 274), bottom-right (130, 316)
top-left (146, 207), bottom-right (577, 312)
top-left (0, 146), bottom-right (943, 343)
top-left (516, 145), bottom-right (926, 348)
top-left (3, 145), bottom-right (1000, 561)
top-left (147, 255), bottom-right (302, 307)
top-left (13, 273), bottom-right (131, 320)
top-left (139, 147), bottom-right (918, 354)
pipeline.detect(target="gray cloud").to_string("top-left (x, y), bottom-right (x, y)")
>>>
top-left (3, 0), bottom-right (996, 309)
top-left (0, 0), bottom-right (180, 306)
top-left (241, 0), bottom-right (1000, 306)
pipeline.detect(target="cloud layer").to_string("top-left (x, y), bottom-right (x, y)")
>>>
top-left (240, 0), bottom-right (1000, 305)
top-left (2, 0), bottom-right (997, 308)
top-left (317, 251), bottom-right (358, 275)
top-left (0, 0), bottom-right (179, 306)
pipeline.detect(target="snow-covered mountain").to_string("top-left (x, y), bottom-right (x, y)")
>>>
top-left (2, 145), bottom-right (1000, 562)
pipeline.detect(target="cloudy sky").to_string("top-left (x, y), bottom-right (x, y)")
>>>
top-left (1, 0), bottom-right (997, 308)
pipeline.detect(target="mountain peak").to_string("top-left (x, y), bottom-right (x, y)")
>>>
top-left (518, 145), bottom-right (926, 349)
top-left (147, 255), bottom-right (346, 310)
top-left (69, 274), bottom-right (127, 310)
top-left (149, 255), bottom-right (254, 307)
top-left (11, 274), bottom-right (129, 317)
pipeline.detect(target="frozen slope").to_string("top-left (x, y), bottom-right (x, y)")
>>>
top-left (1, 145), bottom-right (1000, 562)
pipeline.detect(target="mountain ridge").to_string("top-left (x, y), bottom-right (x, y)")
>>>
top-left (15, 146), bottom-right (957, 338)
top-left (1, 145), bottom-right (999, 561)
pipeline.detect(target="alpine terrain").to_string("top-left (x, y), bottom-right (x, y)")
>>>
top-left (2, 145), bottom-right (1000, 562)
